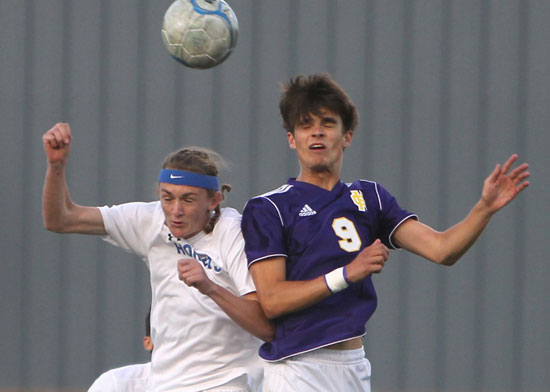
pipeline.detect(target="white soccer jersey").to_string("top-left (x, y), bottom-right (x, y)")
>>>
top-left (88, 362), bottom-right (150, 392)
top-left (99, 203), bottom-right (263, 392)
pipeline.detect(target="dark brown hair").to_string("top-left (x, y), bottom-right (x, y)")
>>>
top-left (279, 73), bottom-right (359, 134)
top-left (145, 308), bottom-right (151, 336)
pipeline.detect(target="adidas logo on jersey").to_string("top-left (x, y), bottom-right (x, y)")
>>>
top-left (299, 204), bottom-right (317, 217)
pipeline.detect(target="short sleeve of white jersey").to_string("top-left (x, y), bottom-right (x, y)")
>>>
top-left (88, 363), bottom-right (150, 392)
top-left (217, 208), bottom-right (256, 296)
top-left (88, 370), bottom-right (116, 391)
top-left (99, 201), bottom-right (162, 260)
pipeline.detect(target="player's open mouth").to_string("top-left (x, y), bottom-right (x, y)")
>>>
top-left (309, 143), bottom-right (326, 150)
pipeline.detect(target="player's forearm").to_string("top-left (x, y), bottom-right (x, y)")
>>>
top-left (42, 163), bottom-right (74, 232)
top-left (255, 277), bottom-right (332, 319)
top-left (206, 285), bottom-right (275, 342)
top-left (435, 199), bottom-right (494, 266)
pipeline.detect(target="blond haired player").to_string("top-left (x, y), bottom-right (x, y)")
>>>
top-left (42, 123), bottom-right (274, 392)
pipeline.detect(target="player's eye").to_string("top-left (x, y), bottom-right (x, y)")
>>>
top-left (298, 116), bottom-right (313, 128)
top-left (322, 118), bottom-right (337, 127)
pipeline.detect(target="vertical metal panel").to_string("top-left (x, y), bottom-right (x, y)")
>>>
top-left (481, 1), bottom-right (523, 390)
top-left (521, 0), bottom-right (550, 389)
top-left (0, 0), bottom-right (29, 387)
top-left (443, 2), bottom-right (484, 390)
top-left (24, 0), bottom-right (65, 386)
top-left (1, 0), bottom-right (549, 390)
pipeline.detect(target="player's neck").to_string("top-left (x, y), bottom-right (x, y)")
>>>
top-left (296, 170), bottom-right (340, 191)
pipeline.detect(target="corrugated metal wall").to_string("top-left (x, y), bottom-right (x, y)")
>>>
top-left (1, 0), bottom-right (548, 391)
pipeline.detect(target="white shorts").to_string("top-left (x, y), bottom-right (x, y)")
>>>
top-left (262, 347), bottom-right (371, 392)
top-left (202, 374), bottom-right (255, 392)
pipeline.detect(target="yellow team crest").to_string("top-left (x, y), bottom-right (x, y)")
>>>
top-left (350, 190), bottom-right (367, 212)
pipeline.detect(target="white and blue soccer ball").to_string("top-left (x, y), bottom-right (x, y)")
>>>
top-left (162, 0), bottom-right (239, 69)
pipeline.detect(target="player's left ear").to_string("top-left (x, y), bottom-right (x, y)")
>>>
top-left (343, 130), bottom-right (354, 149)
top-left (208, 191), bottom-right (223, 211)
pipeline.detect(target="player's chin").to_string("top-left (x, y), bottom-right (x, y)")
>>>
top-left (169, 225), bottom-right (187, 239)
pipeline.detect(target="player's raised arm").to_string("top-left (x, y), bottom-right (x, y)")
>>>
top-left (42, 123), bottom-right (106, 235)
top-left (393, 154), bottom-right (530, 266)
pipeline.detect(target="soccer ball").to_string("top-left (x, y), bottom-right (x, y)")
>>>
top-left (161, 0), bottom-right (239, 69)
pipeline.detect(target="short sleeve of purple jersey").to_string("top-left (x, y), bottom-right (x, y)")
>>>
top-left (373, 182), bottom-right (417, 249)
top-left (241, 197), bottom-right (288, 267)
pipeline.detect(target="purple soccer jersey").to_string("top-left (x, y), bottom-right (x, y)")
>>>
top-left (241, 179), bottom-right (417, 361)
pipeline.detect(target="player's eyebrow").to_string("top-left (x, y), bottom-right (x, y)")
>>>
top-left (320, 115), bottom-right (338, 124)
top-left (160, 188), bottom-right (198, 199)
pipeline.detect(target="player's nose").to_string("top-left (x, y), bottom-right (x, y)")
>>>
top-left (311, 122), bottom-right (325, 136)
top-left (172, 200), bottom-right (184, 216)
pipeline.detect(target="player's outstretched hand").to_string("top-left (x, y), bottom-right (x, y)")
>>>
top-left (177, 258), bottom-right (213, 295)
top-left (480, 154), bottom-right (530, 214)
top-left (345, 239), bottom-right (389, 282)
top-left (42, 123), bottom-right (72, 165)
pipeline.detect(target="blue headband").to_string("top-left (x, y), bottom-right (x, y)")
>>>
top-left (158, 169), bottom-right (219, 190)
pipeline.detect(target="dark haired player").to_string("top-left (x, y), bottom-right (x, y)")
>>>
top-left (241, 73), bottom-right (530, 391)
top-left (88, 311), bottom-right (153, 391)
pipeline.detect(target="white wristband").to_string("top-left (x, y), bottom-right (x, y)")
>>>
top-left (324, 267), bottom-right (349, 294)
